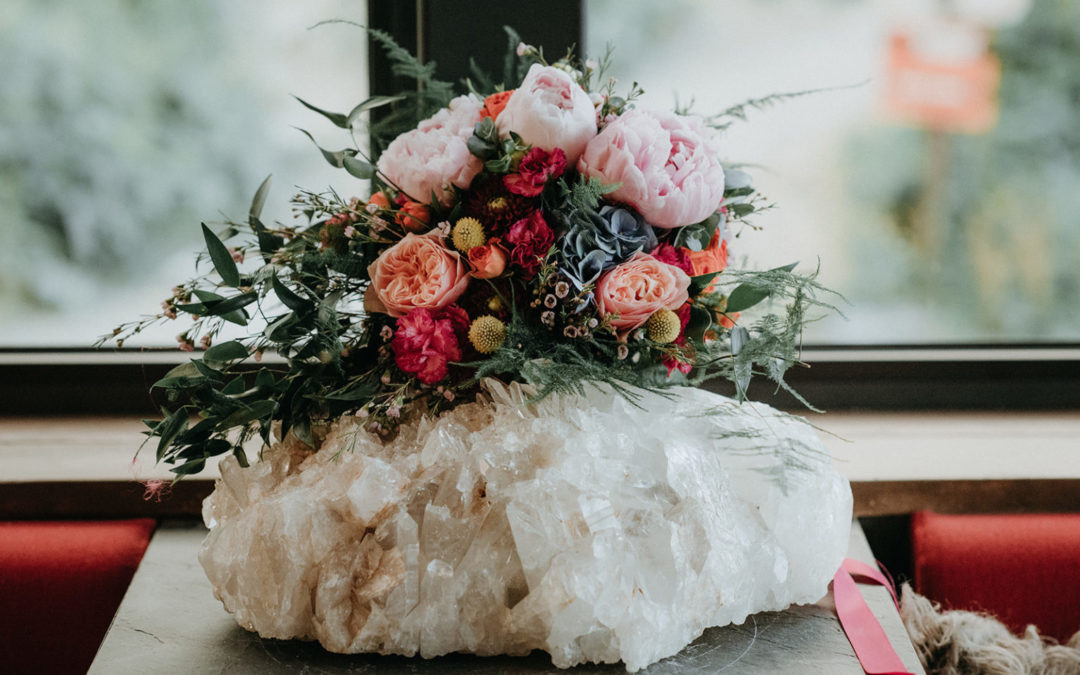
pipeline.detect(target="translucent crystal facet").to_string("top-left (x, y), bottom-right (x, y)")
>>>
top-left (200, 381), bottom-right (852, 672)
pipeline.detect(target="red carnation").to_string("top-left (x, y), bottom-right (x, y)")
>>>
top-left (505, 210), bottom-right (555, 279)
top-left (650, 243), bottom-right (694, 277)
top-left (504, 147), bottom-right (567, 197)
top-left (391, 305), bottom-right (469, 384)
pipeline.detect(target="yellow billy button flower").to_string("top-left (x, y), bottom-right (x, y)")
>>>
top-left (645, 308), bottom-right (681, 344)
top-left (451, 217), bottom-right (486, 252)
top-left (468, 315), bottom-right (506, 354)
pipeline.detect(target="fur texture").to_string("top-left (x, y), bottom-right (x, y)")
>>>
top-left (900, 584), bottom-right (1080, 675)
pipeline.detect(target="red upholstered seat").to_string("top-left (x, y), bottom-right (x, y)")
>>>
top-left (0, 519), bottom-right (156, 675)
top-left (911, 511), bottom-right (1080, 642)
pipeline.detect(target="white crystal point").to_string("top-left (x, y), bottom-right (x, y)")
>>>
top-left (199, 380), bottom-right (852, 672)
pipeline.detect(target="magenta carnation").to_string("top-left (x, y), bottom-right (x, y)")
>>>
top-left (649, 242), bottom-right (694, 277)
top-left (505, 210), bottom-right (555, 279)
top-left (504, 147), bottom-right (567, 197)
top-left (391, 306), bottom-right (469, 384)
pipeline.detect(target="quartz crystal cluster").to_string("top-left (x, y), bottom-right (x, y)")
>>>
top-left (200, 380), bottom-right (852, 672)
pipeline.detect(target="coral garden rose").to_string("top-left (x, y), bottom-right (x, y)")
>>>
top-left (578, 109), bottom-right (725, 228)
top-left (496, 64), bottom-right (598, 164)
top-left (596, 252), bottom-right (691, 332)
top-left (391, 306), bottom-right (468, 385)
top-left (468, 241), bottom-right (508, 279)
top-left (377, 94), bottom-right (485, 207)
top-left (367, 232), bottom-right (470, 317)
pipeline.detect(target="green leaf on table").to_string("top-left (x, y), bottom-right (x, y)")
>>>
top-left (201, 224), bottom-right (240, 287)
top-left (293, 96), bottom-right (348, 128)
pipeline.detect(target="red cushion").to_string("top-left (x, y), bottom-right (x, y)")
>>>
top-left (912, 511), bottom-right (1080, 642)
top-left (0, 519), bottom-right (156, 675)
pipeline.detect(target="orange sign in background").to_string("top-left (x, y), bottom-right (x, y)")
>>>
top-left (883, 31), bottom-right (1001, 134)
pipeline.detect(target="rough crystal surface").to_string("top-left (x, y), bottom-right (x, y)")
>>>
top-left (200, 381), bottom-right (852, 672)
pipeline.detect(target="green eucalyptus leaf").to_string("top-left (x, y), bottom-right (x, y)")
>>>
top-left (254, 369), bottom-right (276, 389)
top-left (205, 292), bottom-right (257, 317)
top-left (345, 94), bottom-right (407, 126)
top-left (293, 95), bottom-right (348, 128)
top-left (249, 175), bottom-right (272, 221)
top-left (191, 359), bottom-right (224, 380)
top-left (201, 223), bottom-right (240, 287)
top-left (252, 218), bottom-right (284, 263)
top-left (221, 375), bottom-right (246, 396)
top-left (218, 399), bottom-right (276, 429)
top-left (688, 272), bottom-right (721, 297)
top-left (728, 202), bottom-right (756, 218)
top-left (343, 155), bottom-right (375, 179)
top-left (685, 304), bottom-right (713, 343)
top-left (152, 362), bottom-right (204, 390)
top-left (724, 283), bottom-right (771, 314)
top-left (724, 263), bottom-right (799, 313)
top-left (202, 340), bottom-right (249, 368)
top-left (192, 289), bottom-right (225, 303)
top-left (295, 127), bottom-right (356, 169)
top-left (272, 276), bottom-right (313, 313)
top-left (155, 407), bottom-right (189, 462)
top-left (169, 457), bottom-right (207, 476)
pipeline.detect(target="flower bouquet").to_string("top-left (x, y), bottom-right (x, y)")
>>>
top-left (105, 27), bottom-right (852, 673)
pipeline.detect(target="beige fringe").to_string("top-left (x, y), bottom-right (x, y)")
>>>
top-left (900, 584), bottom-right (1080, 675)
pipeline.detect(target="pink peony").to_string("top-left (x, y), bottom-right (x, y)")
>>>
top-left (391, 306), bottom-right (469, 384)
top-left (596, 252), bottom-right (691, 332)
top-left (504, 147), bottom-right (567, 197)
top-left (578, 109), bottom-right (725, 228)
top-left (367, 232), bottom-right (470, 317)
top-left (496, 64), bottom-right (598, 164)
top-left (505, 211), bottom-right (555, 279)
top-left (377, 94), bottom-right (485, 206)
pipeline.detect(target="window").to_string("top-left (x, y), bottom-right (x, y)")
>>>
top-left (2, 0), bottom-right (1075, 415)
top-left (0, 0), bottom-right (370, 347)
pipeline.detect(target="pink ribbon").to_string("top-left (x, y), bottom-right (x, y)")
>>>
top-left (833, 558), bottom-right (916, 675)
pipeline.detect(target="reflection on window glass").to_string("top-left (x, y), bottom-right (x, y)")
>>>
top-left (587, 0), bottom-right (1078, 344)
top-left (0, 0), bottom-right (369, 347)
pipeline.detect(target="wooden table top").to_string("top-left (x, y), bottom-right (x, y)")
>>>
top-left (3, 411), bottom-right (1078, 517)
top-left (89, 520), bottom-right (924, 674)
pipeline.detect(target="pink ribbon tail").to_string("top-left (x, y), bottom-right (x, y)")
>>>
top-left (833, 558), bottom-right (915, 675)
